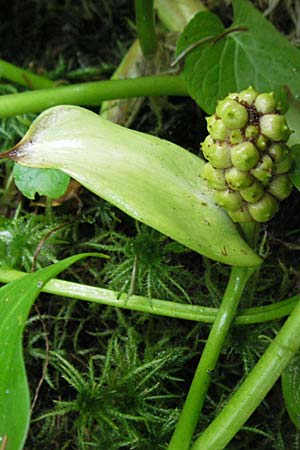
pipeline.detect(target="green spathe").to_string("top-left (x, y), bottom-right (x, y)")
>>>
top-left (6, 105), bottom-right (261, 266)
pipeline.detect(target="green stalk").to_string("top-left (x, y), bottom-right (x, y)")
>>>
top-left (155, 0), bottom-right (207, 32)
top-left (0, 267), bottom-right (297, 324)
top-left (167, 266), bottom-right (255, 450)
top-left (0, 75), bottom-right (187, 118)
top-left (100, 39), bottom-right (145, 125)
top-left (0, 58), bottom-right (54, 89)
top-left (134, 0), bottom-right (158, 57)
top-left (192, 295), bottom-right (300, 450)
top-left (101, 0), bottom-right (206, 125)
top-left (235, 296), bottom-right (298, 324)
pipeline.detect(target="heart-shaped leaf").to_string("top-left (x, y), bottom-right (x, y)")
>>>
top-left (0, 253), bottom-right (106, 450)
top-left (13, 164), bottom-right (70, 200)
top-left (177, 0), bottom-right (300, 114)
top-left (5, 105), bottom-right (261, 266)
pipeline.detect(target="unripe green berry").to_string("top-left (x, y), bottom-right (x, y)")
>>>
top-left (225, 167), bottom-right (253, 190)
top-left (245, 125), bottom-right (259, 140)
top-left (254, 92), bottom-right (277, 113)
top-left (202, 163), bottom-right (227, 189)
top-left (230, 129), bottom-right (243, 144)
top-left (240, 180), bottom-right (264, 203)
top-left (260, 114), bottom-right (291, 141)
top-left (216, 99), bottom-right (248, 129)
top-left (274, 153), bottom-right (293, 174)
top-left (251, 155), bottom-right (273, 185)
top-left (206, 115), bottom-right (215, 131)
top-left (214, 189), bottom-right (243, 211)
top-left (216, 98), bottom-right (234, 117)
top-left (228, 206), bottom-right (253, 223)
top-left (208, 142), bottom-right (232, 169)
top-left (227, 92), bottom-right (239, 100)
top-left (201, 135), bottom-right (214, 160)
top-left (206, 115), bottom-right (229, 140)
top-left (247, 193), bottom-right (279, 222)
top-left (269, 143), bottom-right (289, 162)
top-left (268, 174), bottom-right (293, 200)
top-left (231, 142), bottom-right (260, 170)
top-left (256, 134), bottom-right (269, 151)
top-left (238, 86), bottom-right (258, 105)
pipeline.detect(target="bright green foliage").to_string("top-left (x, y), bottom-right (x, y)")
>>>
top-left (176, 0), bottom-right (300, 114)
top-left (0, 2), bottom-right (299, 450)
top-left (0, 214), bottom-right (65, 271)
top-left (0, 86), bottom-right (34, 151)
top-left (85, 224), bottom-right (191, 301)
top-left (4, 104), bottom-right (261, 266)
top-left (0, 84), bottom-right (70, 200)
top-left (0, 253), bottom-right (106, 450)
top-left (201, 87), bottom-right (293, 223)
top-left (13, 164), bottom-right (70, 200)
top-left (36, 329), bottom-right (188, 449)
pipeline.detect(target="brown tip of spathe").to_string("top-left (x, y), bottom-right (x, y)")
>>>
top-left (0, 142), bottom-right (23, 162)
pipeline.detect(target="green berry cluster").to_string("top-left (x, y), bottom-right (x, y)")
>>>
top-left (201, 87), bottom-right (293, 223)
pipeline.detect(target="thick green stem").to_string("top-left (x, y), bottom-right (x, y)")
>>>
top-left (167, 266), bottom-right (255, 450)
top-left (0, 268), bottom-right (297, 324)
top-left (0, 75), bottom-right (187, 118)
top-left (0, 59), bottom-right (54, 89)
top-left (192, 296), bottom-right (300, 450)
top-left (135, 0), bottom-right (158, 57)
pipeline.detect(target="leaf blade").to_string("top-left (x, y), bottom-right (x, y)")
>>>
top-left (6, 105), bottom-right (261, 266)
top-left (0, 253), bottom-right (106, 450)
top-left (13, 164), bottom-right (70, 200)
top-left (178, 0), bottom-right (300, 113)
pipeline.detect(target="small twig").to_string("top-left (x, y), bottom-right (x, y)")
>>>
top-left (31, 221), bottom-right (70, 272)
top-left (171, 26), bottom-right (248, 67)
top-left (171, 35), bottom-right (213, 67)
top-left (0, 435), bottom-right (8, 450)
top-left (30, 305), bottom-right (49, 415)
top-left (129, 254), bottom-right (138, 296)
top-left (211, 26), bottom-right (248, 45)
top-left (30, 221), bottom-right (71, 413)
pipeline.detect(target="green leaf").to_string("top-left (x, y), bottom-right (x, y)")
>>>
top-left (177, 0), bottom-right (300, 113)
top-left (285, 92), bottom-right (300, 148)
top-left (5, 105), bottom-right (261, 266)
top-left (282, 352), bottom-right (300, 429)
top-left (13, 164), bottom-right (70, 200)
top-left (176, 11), bottom-right (226, 113)
top-left (289, 144), bottom-right (300, 190)
top-left (0, 253), bottom-right (106, 450)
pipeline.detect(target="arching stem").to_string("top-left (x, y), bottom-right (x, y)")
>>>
top-left (167, 264), bottom-right (256, 450)
top-left (192, 294), bottom-right (300, 450)
top-left (134, 0), bottom-right (158, 57)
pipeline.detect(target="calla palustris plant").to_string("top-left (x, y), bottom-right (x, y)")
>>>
top-left (2, 104), bottom-right (261, 266)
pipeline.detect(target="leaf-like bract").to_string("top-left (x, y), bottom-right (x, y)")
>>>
top-left (5, 105), bottom-right (261, 266)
